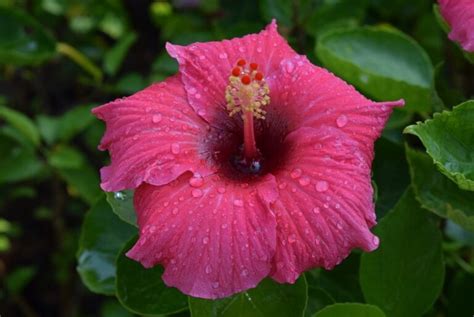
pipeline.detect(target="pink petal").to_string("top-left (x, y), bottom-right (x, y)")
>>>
top-left (267, 55), bottom-right (404, 162)
top-left (166, 20), bottom-right (298, 123)
top-left (126, 173), bottom-right (279, 299)
top-left (439, 0), bottom-right (474, 52)
top-left (269, 126), bottom-right (379, 283)
top-left (92, 75), bottom-right (214, 192)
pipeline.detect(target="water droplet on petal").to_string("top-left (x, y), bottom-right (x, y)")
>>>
top-left (217, 187), bottom-right (226, 194)
top-left (189, 87), bottom-right (197, 94)
top-left (256, 47), bottom-right (262, 53)
top-left (172, 208), bottom-right (179, 215)
top-left (316, 180), bottom-right (329, 192)
top-left (313, 207), bottom-right (320, 214)
top-left (233, 199), bottom-right (244, 207)
top-left (290, 168), bottom-right (302, 179)
top-left (221, 223), bottom-right (228, 229)
top-left (149, 225), bottom-right (156, 233)
top-left (278, 182), bottom-right (287, 190)
top-left (288, 234), bottom-right (297, 243)
top-left (299, 176), bottom-right (311, 186)
top-left (219, 53), bottom-right (228, 59)
top-left (241, 268), bottom-right (249, 277)
top-left (212, 281), bottom-right (220, 289)
top-left (205, 264), bottom-right (212, 274)
top-left (192, 189), bottom-right (203, 198)
top-left (198, 109), bottom-right (206, 116)
top-left (171, 143), bottom-right (180, 154)
top-left (336, 222), bottom-right (343, 230)
top-left (152, 114), bottom-right (162, 123)
top-left (195, 93), bottom-right (201, 99)
top-left (336, 115), bottom-right (348, 128)
top-left (189, 175), bottom-right (204, 188)
top-left (285, 61), bottom-right (295, 73)
top-left (202, 237), bottom-right (209, 244)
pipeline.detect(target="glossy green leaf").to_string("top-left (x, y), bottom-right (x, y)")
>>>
top-left (0, 106), bottom-right (40, 147)
top-left (48, 145), bottom-right (85, 169)
top-left (317, 26), bottom-right (434, 112)
top-left (189, 276), bottom-right (307, 317)
top-left (104, 32), bottom-right (137, 76)
top-left (360, 188), bottom-right (444, 317)
top-left (116, 236), bottom-right (188, 315)
top-left (105, 190), bottom-right (137, 227)
top-left (406, 146), bottom-right (474, 231)
top-left (6, 266), bottom-right (37, 294)
top-left (404, 100), bottom-right (474, 191)
top-left (314, 303), bottom-right (385, 317)
top-left (57, 104), bottom-right (96, 142)
top-left (305, 282), bottom-right (335, 317)
top-left (58, 165), bottom-right (100, 205)
top-left (0, 7), bottom-right (56, 65)
top-left (373, 138), bottom-right (410, 218)
top-left (77, 197), bottom-right (135, 295)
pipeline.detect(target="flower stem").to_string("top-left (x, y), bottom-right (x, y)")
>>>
top-left (243, 111), bottom-right (258, 159)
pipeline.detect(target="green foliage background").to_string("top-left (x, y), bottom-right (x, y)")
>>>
top-left (0, 0), bottom-right (473, 316)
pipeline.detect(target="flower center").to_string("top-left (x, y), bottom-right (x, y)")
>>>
top-left (225, 59), bottom-right (270, 174)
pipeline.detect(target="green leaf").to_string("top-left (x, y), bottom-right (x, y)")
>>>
top-left (189, 276), bottom-right (307, 317)
top-left (259, 0), bottom-right (293, 28)
top-left (404, 100), bottom-right (474, 191)
top-left (307, 253), bottom-right (363, 303)
top-left (0, 132), bottom-right (43, 184)
top-left (58, 165), bottom-right (100, 205)
top-left (373, 138), bottom-right (410, 218)
top-left (406, 146), bottom-right (474, 231)
top-left (6, 266), bottom-right (37, 294)
top-left (316, 26), bottom-right (434, 113)
top-left (105, 190), bottom-right (137, 227)
top-left (57, 104), bottom-right (96, 143)
top-left (446, 271), bottom-right (474, 317)
top-left (0, 7), bottom-right (56, 65)
top-left (0, 106), bottom-right (40, 147)
top-left (77, 196), bottom-right (135, 295)
top-left (48, 145), bottom-right (85, 169)
top-left (360, 188), bottom-right (444, 317)
top-left (445, 221), bottom-right (474, 246)
top-left (314, 303), bottom-right (385, 317)
top-left (104, 32), bottom-right (138, 76)
top-left (116, 236), bottom-right (188, 315)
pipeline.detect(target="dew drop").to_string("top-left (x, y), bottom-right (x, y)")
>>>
top-left (288, 234), bottom-right (297, 243)
top-left (172, 208), bottom-right (179, 215)
top-left (212, 281), bottom-right (220, 289)
top-left (152, 114), bottom-right (162, 123)
top-left (221, 223), bottom-right (228, 229)
top-left (189, 175), bottom-right (204, 188)
top-left (195, 93), bottom-right (201, 99)
top-left (202, 237), bottom-right (209, 244)
top-left (233, 199), bottom-right (244, 207)
top-left (149, 225), bottom-right (156, 233)
top-left (299, 176), bottom-right (311, 186)
top-left (315, 180), bottom-right (329, 192)
top-left (114, 191), bottom-right (126, 200)
top-left (218, 53), bottom-right (228, 59)
top-left (192, 189), bottom-right (203, 198)
top-left (205, 264), bottom-right (212, 274)
top-left (217, 187), bottom-right (226, 194)
top-left (171, 143), bottom-right (180, 154)
top-left (241, 268), bottom-right (249, 277)
top-left (290, 168), bottom-right (302, 179)
top-left (198, 109), bottom-right (206, 116)
top-left (278, 182), bottom-right (287, 190)
top-left (336, 115), bottom-right (348, 128)
top-left (336, 222), bottom-right (343, 230)
top-left (256, 47), bottom-right (263, 53)
top-left (313, 207), bottom-right (320, 214)
top-left (285, 61), bottom-right (295, 73)
top-left (189, 87), bottom-right (197, 94)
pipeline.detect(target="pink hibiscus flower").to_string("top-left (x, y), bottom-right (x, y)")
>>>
top-left (92, 21), bottom-right (404, 299)
top-left (439, 0), bottom-right (474, 52)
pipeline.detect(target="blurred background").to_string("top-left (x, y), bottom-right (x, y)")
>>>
top-left (0, 0), bottom-right (473, 316)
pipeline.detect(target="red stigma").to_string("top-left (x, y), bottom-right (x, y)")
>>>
top-left (241, 75), bottom-right (251, 85)
top-left (237, 59), bottom-right (246, 67)
top-left (232, 67), bottom-right (241, 77)
top-left (254, 72), bottom-right (263, 81)
top-left (250, 63), bottom-right (258, 70)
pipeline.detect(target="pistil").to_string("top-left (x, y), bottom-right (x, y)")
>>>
top-left (226, 59), bottom-right (270, 161)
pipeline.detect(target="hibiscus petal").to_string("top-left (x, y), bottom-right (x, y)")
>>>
top-left (267, 55), bottom-right (404, 162)
top-left (126, 173), bottom-right (278, 299)
top-left (166, 20), bottom-right (297, 123)
top-left (269, 126), bottom-right (379, 283)
top-left (92, 75), bottom-right (213, 192)
top-left (439, 0), bottom-right (474, 52)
